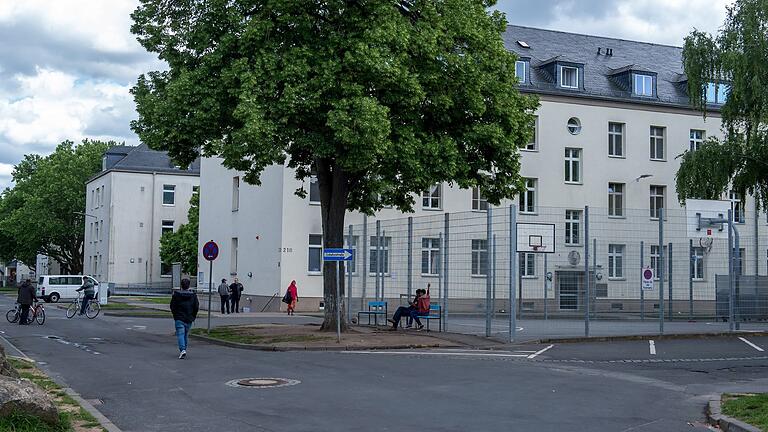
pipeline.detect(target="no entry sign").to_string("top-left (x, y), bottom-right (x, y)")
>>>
top-left (641, 266), bottom-right (654, 290)
top-left (203, 241), bottom-right (219, 261)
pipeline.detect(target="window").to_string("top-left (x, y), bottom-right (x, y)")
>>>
top-left (730, 190), bottom-right (745, 223)
top-left (649, 126), bottom-right (665, 160)
top-left (519, 253), bottom-right (536, 277)
top-left (691, 247), bottom-right (705, 280)
top-left (567, 117), bottom-right (581, 135)
top-left (564, 148), bottom-right (581, 183)
top-left (608, 122), bottom-right (624, 157)
top-left (369, 236), bottom-right (391, 275)
top-left (525, 117), bottom-right (538, 150)
top-left (231, 237), bottom-right (238, 275)
top-left (422, 184), bottom-right (441, 209)
top-left (101, 186), bottom-right (105, 207)
top-left (99, 220), bottom-right (104, 241)
top-left (161, 220), bottom-right (174, 236)
top-left (93, 256), bottom-right (99, 277)
top-left (94, 222), bottom-right (100, 242)
top-left (650, 185), bottom-right (666, 219)
top-left (608, 183), bottom-right (625, 217)
top-left (471, 239), bottom-right (488, 276)
top-left (192, 185), bottom-right (199, 195)
top-left (650, 245), bottom-right (667, 280)
top-left (472, 187), bottom-right (488, 211)
top-left (690, 129), bottom-right (705, 151)
top-left (308, 234), bottom-right (323, 273)
top-left (565, 210), bottom-right (581, 245)
top-left (232, 177), bottom-right (240, 211)
top-left (344, 235), bottom-right (358, 275)
top-left (89, 223), bottom-right (94, 242)
top-left (95, 188), bottom-right (100, 208)
top-left (706, 82), bottom-right (729, 104)
top-left (608, 244), bottom-right (624, 278)
top-left (633, 74), bottom-right (653, 96)
top-left (519, 178), bottom-right (536, 214)
top-left (515, 60), bottom-right (527, 82)
top-left (421, 238), bottom-right (441, 276)
top-left (309, 172), bottom-right (320, 204)
top-left (560, 66), bottom-right (578, 89)
top-left (162, 184), bottom-right (176, 205)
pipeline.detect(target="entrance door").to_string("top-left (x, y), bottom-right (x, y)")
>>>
top-left (558, 272), bottom-right (582, 310)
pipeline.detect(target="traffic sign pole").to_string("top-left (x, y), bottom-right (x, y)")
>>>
top-left (323, 248), bottom-right (353, 344)
top-left (202, 240), bottom-right (219, 334)
top-left (336, 262), bottom-right (341, 344)
top-left (207, 259), bottom-right (212, 333)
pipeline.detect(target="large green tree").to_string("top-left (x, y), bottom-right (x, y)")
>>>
top-left (131, 0), bottom-right (537, 330)
top-left (0, 140), bottom-right (113, 274)
top-left (677, 0), bottom-right (768, 206)
top-left (159, 191), bottom-right (199, 275)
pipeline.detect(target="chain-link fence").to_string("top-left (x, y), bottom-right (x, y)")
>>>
top-left (345, 205), bottom-right (768, 341)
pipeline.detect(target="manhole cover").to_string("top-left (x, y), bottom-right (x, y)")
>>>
top-left (226, 378), bottom-right (300, 389)
top-left (45, 336), bottom-right (61, 340)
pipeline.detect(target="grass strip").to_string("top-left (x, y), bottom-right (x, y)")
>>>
top-left (722, 393), bottom-right (768, 431)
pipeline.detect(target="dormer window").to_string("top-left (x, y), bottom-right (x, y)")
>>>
top-left (560, 66), bottom-right (579, 89)
top-left (706, 82), bottom-right (729, 104)
top-left (633, 74), bottom-right (653, 97)
top-left (515, 60), bottom-right (528, 83)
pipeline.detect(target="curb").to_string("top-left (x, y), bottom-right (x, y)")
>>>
top-left (189, 333), bottom-right (457, 352)
top-left (530, 331), bottom-right (768, 344)
top-left (708, 396), bottom-right (762, 432)
top-left (63, 387), bottom-right (123, 432)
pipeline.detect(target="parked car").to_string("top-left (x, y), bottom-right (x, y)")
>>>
top-left (36, 275), bottom-right (100, 303)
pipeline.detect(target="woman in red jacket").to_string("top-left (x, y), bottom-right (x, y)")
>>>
top-left (286, 280), bottom-right (299, 315)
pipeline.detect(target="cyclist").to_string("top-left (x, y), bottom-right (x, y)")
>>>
top-left (17, 279), bottom-right (36, 325)
top-left (76, 277), bottom-right (96, 316)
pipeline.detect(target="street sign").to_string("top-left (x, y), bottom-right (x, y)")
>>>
top-left (203, 241), bottom-right (219, 261)
top-left (323, 248), bottom-right (354, 261)
top-left (642, 266), bottom-right (654, 290)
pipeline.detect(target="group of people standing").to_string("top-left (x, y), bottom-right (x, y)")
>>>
top-left (217, 277), bottom-right (244, 314)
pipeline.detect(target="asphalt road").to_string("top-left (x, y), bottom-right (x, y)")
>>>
top-left (1, 295), bottom-right (767, 432)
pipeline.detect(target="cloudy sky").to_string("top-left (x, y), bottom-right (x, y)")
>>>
top-left (0, 0), bottom-right (731, 189)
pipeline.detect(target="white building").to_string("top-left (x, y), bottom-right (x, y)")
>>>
top-left (197, 26), bottom-right (763, 314)
top-left (84, 145), bottom-right (200, 287)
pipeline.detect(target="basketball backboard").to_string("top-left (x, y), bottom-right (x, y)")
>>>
top-left (517, 223), bottom-right (555, 253)
top-left (685, 199), bottom-right (730, 239)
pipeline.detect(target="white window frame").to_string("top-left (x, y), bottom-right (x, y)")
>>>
top-left (232, 176), bottom-right (240, 211)
top-left (162, 184), bottom-right (176, 206)
top-left (519, 178), bottom-right (537, 214)
top-left (564, 148), bottom-right (581, 184)
top-left (690, 129), bottom-right (705, 151)
top-left (730, 190), bottom-right (745, 224)
top-left (608, 183), bottom-right (625, 217)
top-left (421, 238), bottom-right (441, 276)
top-left (309, 174), bottom-right (320, 205)
top-left (231, 237), bottom-right (238, 275)
top-left (94, 222), bottom-right (100, 242)
top-left (422, 184), bottom-right (442, 210)
top-left (471, 239), bottom-right (488, 276)
top-left (471, 186), bottom-right (488, 211)
top-left (524, 116), bottom-right (538, 151)
top-left (519, 252), bottom-right (536, 277)
top-left (161, 220), bottom-right (174, 237)
top-left (650, 185), bottom-right (666, 220)
top-left (369, 236), bottom-right (391, 276)
top-left (565, 210), bottom-right (581, 246)
top-left (691, 247), bottom-right (705, 280)
top-left (560, 66), bottom-right (579, 89)
top-left (608, 244), bottom-right (625, 279)
top-left (650, 245), bottom-right (667, 280)
top-left (608, 122), bottom-right (624, 157)
top-left (100, 185), bottom-right (105, 207)
top-left (515, 60), bottom-right (527, 83)
top-left (649, 126), bottom-right (665, 161)
top-left (633, 74), bottom-right (653, 96)
top-left (706, 82), bottom-right (729, 104)
top-left (308, 234), bottom-right (323, 274)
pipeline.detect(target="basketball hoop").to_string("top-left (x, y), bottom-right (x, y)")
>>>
top-left (699, 237), bottom-right (713, 254)
top-left (532, 245), bottom-right (543, 252)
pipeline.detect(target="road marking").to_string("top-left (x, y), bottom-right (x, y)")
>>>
top-left (528, 344), bottom-right (554, 359)
top-left (343, 351), bottom-right (531, 358)
top-left (738, 337), bottom-right (765, 352)
top-left (649, 340), bottom-right (656, 355)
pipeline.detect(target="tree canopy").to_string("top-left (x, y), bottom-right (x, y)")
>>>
top-left (0, 140), bottom-right (113, 274)
top-left (677, 0), bottom-right (768, 206)
top-left (159, 191), bottom-right (199, 275)
top-left (131, 0), bottom-right (537, 329)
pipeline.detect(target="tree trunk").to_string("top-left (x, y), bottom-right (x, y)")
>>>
top-left (316, 159), bottom-right (349, 332)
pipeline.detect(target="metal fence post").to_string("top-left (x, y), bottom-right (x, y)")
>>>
top-left (375, 220), bottom-right (381, 303)
top-left (381, 229), bottom-right (386, 302)
top-left (755, 199), bottom-right (760, 275)
top-left (640, 241), bottom-right (645, 321)
top-left (492, 234), bottom-right (497, 322)
top-left (658, 208), bottom-right (665, 334)
top-left (509, 204), bottom-right (517, 342)
top-left (438, 232), bottom-right (443, 329)
top-left (689, 239), bottom-right (693, 319)
top-left (734, 222), bottom-right (741, 331)
top-left (592, 237), bottom-right (597, 320)
top-left (347, 224), bottom-right (353, 324)
top-left (407, 217), bottom-right (413, 299)
top-left (668, 242), bottom-right (673, 320)
top-left (444, 212), bottom-right (449, 332)
top-left (486, 206), bottom-right (493, 337)
top-left (728, 209), bottom-right (734, 332)
top-left (584, 205), bottom-right (590, 337)
top-left (361, 216), bottom-right (368, 312)
top-left (543, 253), bottom-right (548, 320)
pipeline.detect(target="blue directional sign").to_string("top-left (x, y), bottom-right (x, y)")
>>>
top-left (323, 248), bottom-right (354, 261)
top-left (203, 241), bottom-right (219, 261)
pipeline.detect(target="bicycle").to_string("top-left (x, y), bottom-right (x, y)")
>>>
top-left (6, 301), bottom-right (46, 325)
top-left (66, 294), bottom-right (101, 319)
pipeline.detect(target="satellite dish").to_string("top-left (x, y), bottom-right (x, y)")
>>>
top-left (568, 250), bottom-right (581, 266)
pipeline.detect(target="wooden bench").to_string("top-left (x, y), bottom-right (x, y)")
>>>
top-left (357, 301), bottom-right (387, 326)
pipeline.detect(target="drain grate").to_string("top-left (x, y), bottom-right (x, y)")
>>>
top-left (226, 378), bottom-right (300, 389)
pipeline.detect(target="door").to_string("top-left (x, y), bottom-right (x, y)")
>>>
top-left (558, 272), bottom-right (583, 310)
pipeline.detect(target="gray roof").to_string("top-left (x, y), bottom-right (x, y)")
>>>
top-left (503, 25), bottom-right (702, 109)
top-left (91, 144), bottom-right (200, 182)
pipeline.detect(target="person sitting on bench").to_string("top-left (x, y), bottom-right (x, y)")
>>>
top-left (388, 284), bottom-right (431, 330)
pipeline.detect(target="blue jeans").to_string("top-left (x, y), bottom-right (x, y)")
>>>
top-left (175, 320), bottom-right (192, 352)
top-left (80, 293), bottom-right (94, 315)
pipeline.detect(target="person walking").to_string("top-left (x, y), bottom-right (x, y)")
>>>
top-left (16, 279), bottom-right (36, 325)
top-left (229, 278), bottom-right (243, 313)
top-left (217, 278), bottom-right (230, 314)
top-left (286, 280), bottom-right (298, 316)
top-left (170, 278), bottom-right (199, 359)
top-left (76, 277), bottom-right (95, 316)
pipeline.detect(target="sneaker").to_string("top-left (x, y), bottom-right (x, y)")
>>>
top-left (405, 323), bottom-right (413, 329)
top-left (179, 350), bottom-right (187, 359)
top-left (387, 318), bottom-right (395, 325)
top-left (416, 324), bottom-right (424, 330)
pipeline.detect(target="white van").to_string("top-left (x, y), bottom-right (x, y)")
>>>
top-left (37, 275), bottom-right (100, 303)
